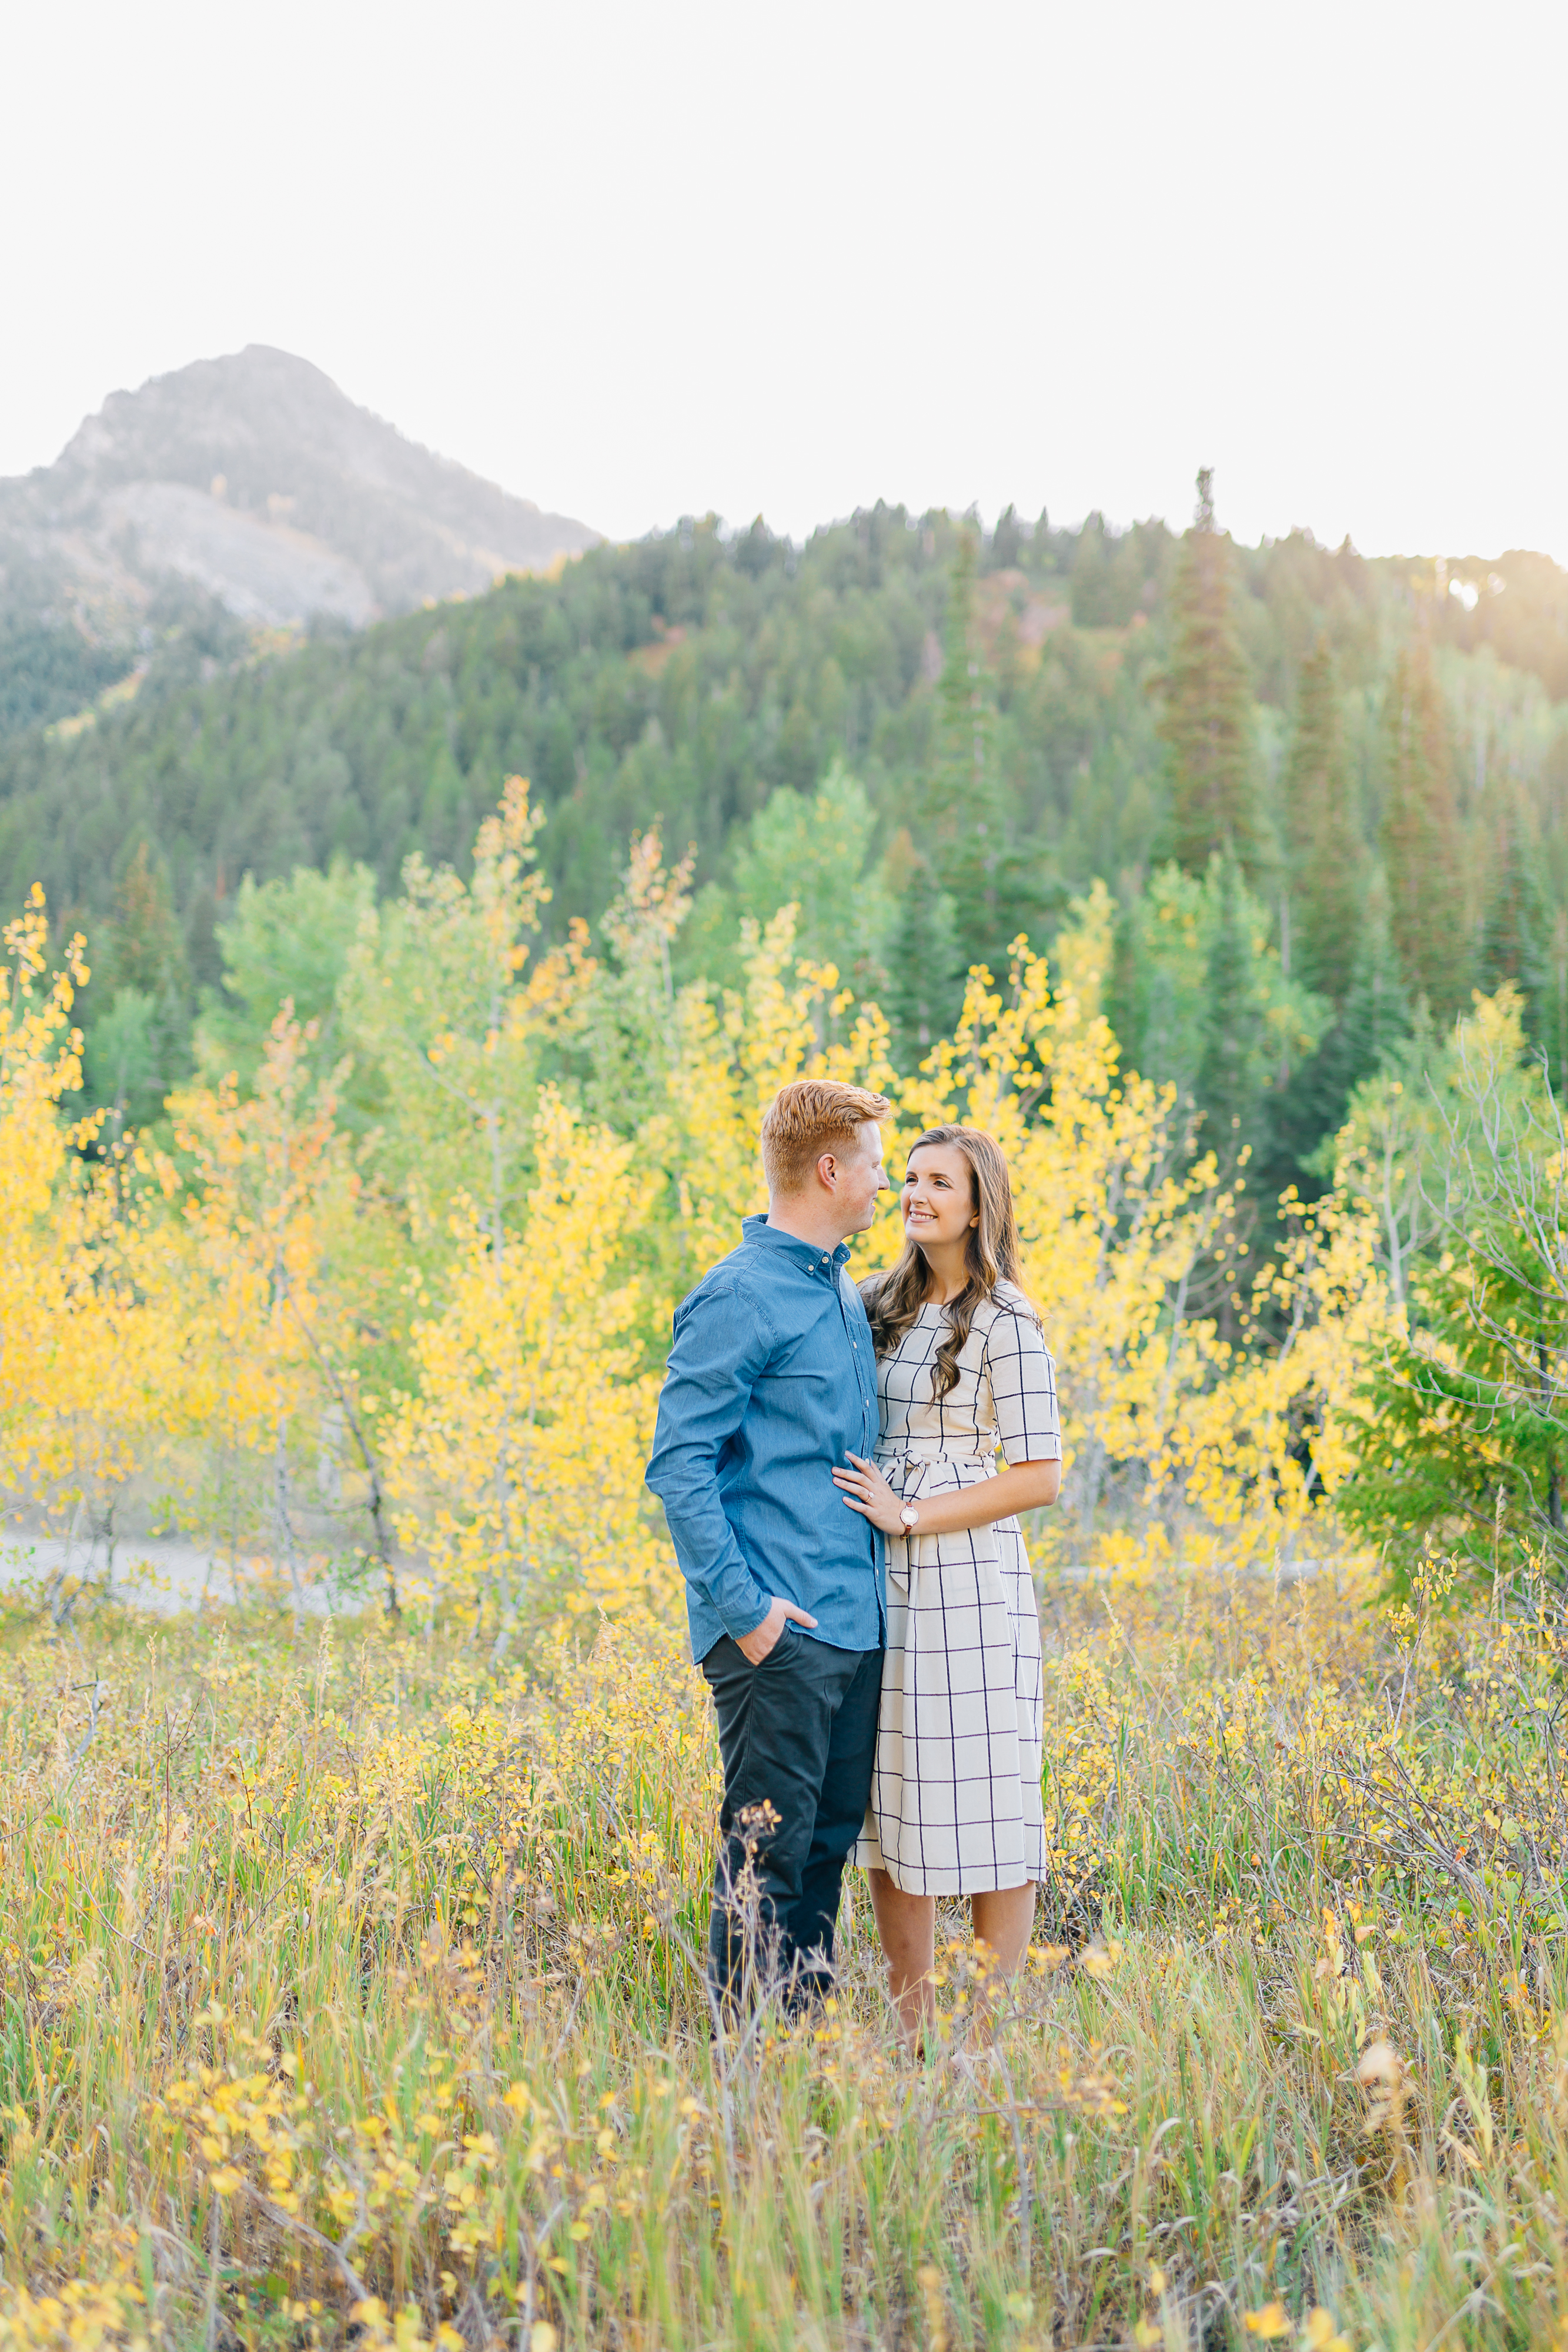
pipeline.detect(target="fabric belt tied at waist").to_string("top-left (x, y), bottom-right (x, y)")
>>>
top-left (877, 1446), bottom-right (996, 1494)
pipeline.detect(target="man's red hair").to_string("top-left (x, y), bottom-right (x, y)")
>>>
top-left (760, 1079), bottom-right (892, 1195)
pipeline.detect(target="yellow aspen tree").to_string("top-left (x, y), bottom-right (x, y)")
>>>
top-left (169, 1008), bottom-right (344, 1625)
top-left (0, 890), bottom-right (97, 1523)
top-left (382, 1087), bottom-right (671, 1645)
top-left (882, 945), bottom-right (1248, 1549)
top-left (0, 890), bottom-right (182, 1604)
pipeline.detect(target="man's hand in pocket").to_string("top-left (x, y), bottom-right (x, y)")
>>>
top-left (737, 1596), bottom-right (818, 1665)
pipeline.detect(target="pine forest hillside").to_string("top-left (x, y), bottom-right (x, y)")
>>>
top-left (3, 490), bottom-right (1566, 1217)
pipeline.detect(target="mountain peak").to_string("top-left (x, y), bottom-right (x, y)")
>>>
top-left (4, 347), bottom-right (599, 629)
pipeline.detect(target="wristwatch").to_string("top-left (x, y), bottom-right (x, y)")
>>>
top-left (898, 1501), bottom-right (921, 1534)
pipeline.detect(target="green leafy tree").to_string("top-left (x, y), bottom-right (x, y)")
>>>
top-left (1108, 858), bottom-right (1323, 1113)
top-left (340, 778), bottom-right (552, 1256)
top-left (1337, 991), bottom-right (1568, 1587)
top-left (1380, 637), bottom-right (1468, 1018)
top-left (569, 827), bottom-right (693, 1137)
top-left (79, 988), bottom-right (161, 1143)
top-left (79, 843), bottom-right (191, 1137)
top-left (1323, 1003), bottom-right (1449, 1309)
top-left (195, 859), bottom-right (377, 1090)
top-left (675, 766), bottom-right (894, 1000)
top-left (1158, 471), bottom-right (1266, 880)
top-left (731, 762), bottom-right (893, 987)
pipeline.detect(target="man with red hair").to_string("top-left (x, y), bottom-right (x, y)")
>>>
top-left (647, 1078), bottom-right (891, 2010)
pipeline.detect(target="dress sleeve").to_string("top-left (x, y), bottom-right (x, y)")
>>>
top-left (984, 1308), bottom-right (1062, 1464)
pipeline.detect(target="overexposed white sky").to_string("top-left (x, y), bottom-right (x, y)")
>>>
top-left (4, 0), bottom-right (1563, 560)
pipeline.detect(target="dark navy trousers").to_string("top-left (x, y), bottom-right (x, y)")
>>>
top-left (700, 1625), bottom-right (882, 2004)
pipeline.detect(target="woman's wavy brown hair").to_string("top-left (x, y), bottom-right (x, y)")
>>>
top-left (861, 1124), bottom-right (1041, 1398)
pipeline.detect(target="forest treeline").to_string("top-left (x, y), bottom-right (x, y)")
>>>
top-left (3, 487), bottom-right (1566, 1203)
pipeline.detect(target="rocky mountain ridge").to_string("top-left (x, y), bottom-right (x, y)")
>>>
top-left (0, 346), bottom-right (599, 636)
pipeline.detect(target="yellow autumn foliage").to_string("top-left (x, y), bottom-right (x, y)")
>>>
top-left (664, 902), bottom-right (1386, 1567)
top-left (162, 1008), bottom-right (350, 1615)
top-left (381, 1088), bottom-right (671, 1631)
top-left (0, 790), bottom-right (1396, 1623)
top-left (0, 889), bottom-right (182, 1561)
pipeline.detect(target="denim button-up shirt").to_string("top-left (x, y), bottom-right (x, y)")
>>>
top-left (646, 1215), bottom-right (885, 1663)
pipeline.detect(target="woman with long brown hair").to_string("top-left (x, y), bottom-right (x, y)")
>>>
top-left (832, 1124), bottom-right (1061, 2043)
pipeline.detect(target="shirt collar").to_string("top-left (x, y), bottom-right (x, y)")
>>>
top-left (741, 1214), bottom-right (851, 1276)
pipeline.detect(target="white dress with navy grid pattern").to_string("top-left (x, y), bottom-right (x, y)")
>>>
top-left (855, 1285), bottom-right (1061, 1896)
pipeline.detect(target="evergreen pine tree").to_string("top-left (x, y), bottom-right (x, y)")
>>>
top-left (1544, 907), bottom-right (1568, 1095)
top-left (988, 503), bottom-right (1023, 571)
top-left (1105, 891), bottom-right (1149, 1080)
top-left (1479, 786), bottom-right (1552, 1020)
top-left (1159, 470), bottom-right (1266, 880)
top-left (1335, 861), bottom-right (1411, 1083)
top-left (1380, 637), bottom-right (1468, 1018)
top-left (1289, 863), bottom-right (1412, 1178)
top-left (885, 851), bottom-right (960, 1064)
top-left (1070, 513), bottom-right (1115, 626)
top-left (1286, 638), bottom-right (1362, 1004)
top-left (921, 528), bottom-right (1054, 994)
top-left (928, 527), bottom-right (997, 967)
top-left (1195, 852), bottom-right (1265, 1165)
top-left (106, 841), bottom-right (188, 1000)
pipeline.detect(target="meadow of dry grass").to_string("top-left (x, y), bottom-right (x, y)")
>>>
top-left (1, 1553), bottom-right (1564, 2352)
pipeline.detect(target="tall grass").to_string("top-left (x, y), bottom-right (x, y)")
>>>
top-left (1, 1556), bottom-right (1564, 2350)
